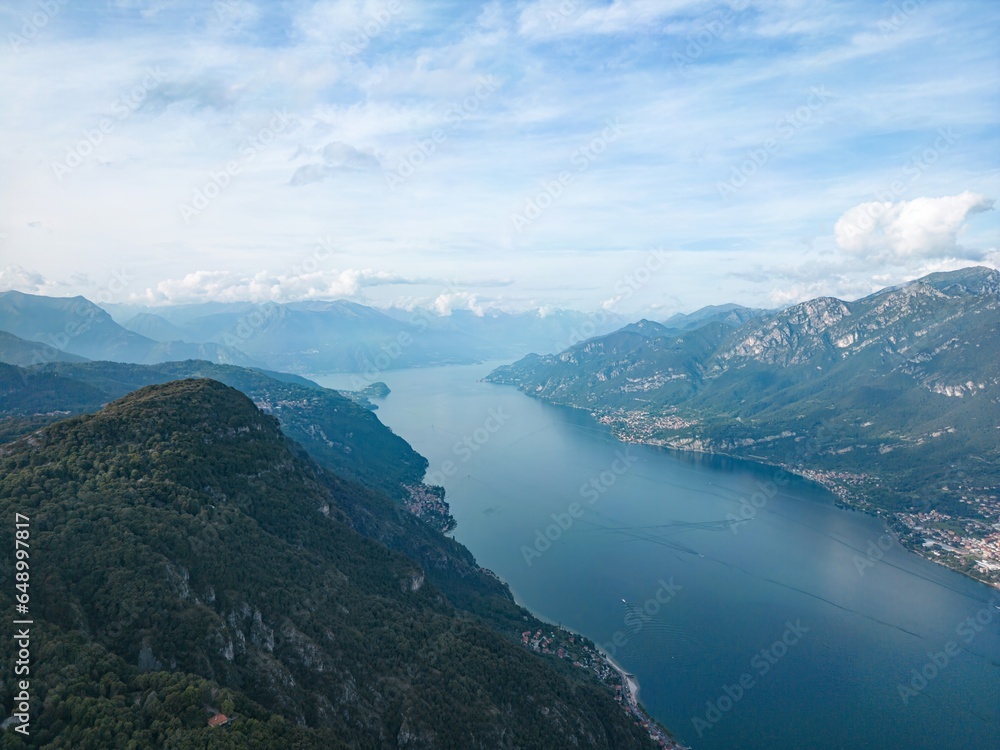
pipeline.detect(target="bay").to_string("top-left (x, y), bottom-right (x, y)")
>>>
top-left (315, 362), bottom-right (1000, 750)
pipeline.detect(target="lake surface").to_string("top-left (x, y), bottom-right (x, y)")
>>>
top-left (315, 363), bottom-right (1000, 750)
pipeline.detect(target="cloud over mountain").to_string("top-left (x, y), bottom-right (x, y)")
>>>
top-left (835, 192), bottom-right (995, 261)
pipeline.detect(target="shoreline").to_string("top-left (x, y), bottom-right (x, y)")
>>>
top-left (515, 392), bottom-right (999, 594)
top-left (502, 595), bottom-right (684, 749)
top-left (601, 650), bottom-right (641, 705)
top-left (598, 648), bottom-right (689, 749)
top-left (633, 438), bottom-right (1000, 594)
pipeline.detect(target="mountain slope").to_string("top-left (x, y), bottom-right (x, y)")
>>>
top-left (661, 303), bottom-right (767, 331)
top-left (122, 312), bottom-right (189, 341)
top-left (0, 291), bottom-right (252, 366)
top-left (0, 331), bottom-right (90, 366)
top-left (0, 380), bottom-right (658, 748)
top-left (102, 300), bottom-right (629, 372)
top-left (488, 267), bottom-right (1000, 584)
top-left (0, 360), bottom-right (424, 501)
top-left (0, 360), bottom-right (585, 638)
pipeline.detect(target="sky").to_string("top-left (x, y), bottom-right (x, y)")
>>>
top-left (0, 0), bottom-right (998, 317)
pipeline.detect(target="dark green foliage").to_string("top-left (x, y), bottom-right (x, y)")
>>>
top-left (0, 380), bottom-right (655, 749)
top-left (0, 360), bottom-right (546, 635)
top-left (0, 360), bottom-right (425, 501)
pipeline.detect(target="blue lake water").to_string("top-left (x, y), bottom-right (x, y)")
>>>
top-left (315, 362), bottom-right (1000, 750)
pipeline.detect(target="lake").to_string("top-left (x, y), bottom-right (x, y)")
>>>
top-left (315, 362), bottom-right (1000, 750)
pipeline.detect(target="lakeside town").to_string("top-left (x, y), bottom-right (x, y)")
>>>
top-left (893, 510), bottom-right (1000, 586)
top-left (594, 407), bottom-right (1000, 589)
top-left (402, 483), bottom-right (457, 533)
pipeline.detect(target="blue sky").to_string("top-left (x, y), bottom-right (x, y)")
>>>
top-left (0, 0), bottom-right (997, 316)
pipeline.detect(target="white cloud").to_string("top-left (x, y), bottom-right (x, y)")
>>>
top-left (290, 141), bottom-right (383, 185)
top-left (433, 291), bottom-right (484, 316)
top-left (834, 192), bottom-right (995, 261)
top-left (0, 265), bottom-right (67, 295)
top-left (133, 268), bottom-right (418, 304)
top-left (1, 1), bottom-right (998, 313)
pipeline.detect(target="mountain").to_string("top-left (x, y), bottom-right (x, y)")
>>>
top-left (385, 308), bottom-right (629, 358)
top-left (661, 303), bottom-right (767, 331)
top-left (100, 300), bottom-right (628, 373)
top-left (114, 301), bottom-right (484, 373)
top-left (0, 360), bottom-right (601, 631)
top-left (0, 360), bottom-right (424, 503)
top-left (0, 330), bottom-right (89, 366)
top-left (487, 267), bottom-right (1000, 585)
top-left (122, 312), bottom-right (188, 342)
top-left (0, 291), bottom-right (253, 366)
top-left (620, 319), bottom-right (676, 338)
top-left (616, 306), bottom-right (767, 344)
top-left (0, 380), bottom-right (658, 748)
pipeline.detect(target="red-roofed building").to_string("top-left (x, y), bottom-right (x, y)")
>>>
top-left (208, 713), bottom-right (230, 728)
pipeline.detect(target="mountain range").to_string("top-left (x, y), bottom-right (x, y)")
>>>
top-left (0, 291), bottom-right (251, 367)
top-left (487, 267), bottom-right (1000, 585)
top-left (99, 300), bottom-right (627, 373)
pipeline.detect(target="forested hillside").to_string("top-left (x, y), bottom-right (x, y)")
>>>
top-left (0, 380), bottom-right (657, 749)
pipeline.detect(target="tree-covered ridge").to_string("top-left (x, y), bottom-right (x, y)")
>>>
top-left (0, 360), bottom-right (523, 637)
top-left (0, 380), bottom-right (656, 749)
top-left (2, 360), bottom-right (427, 501)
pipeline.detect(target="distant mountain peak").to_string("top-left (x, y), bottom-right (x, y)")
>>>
top-left (621, 319), bottom-right (672, 337)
